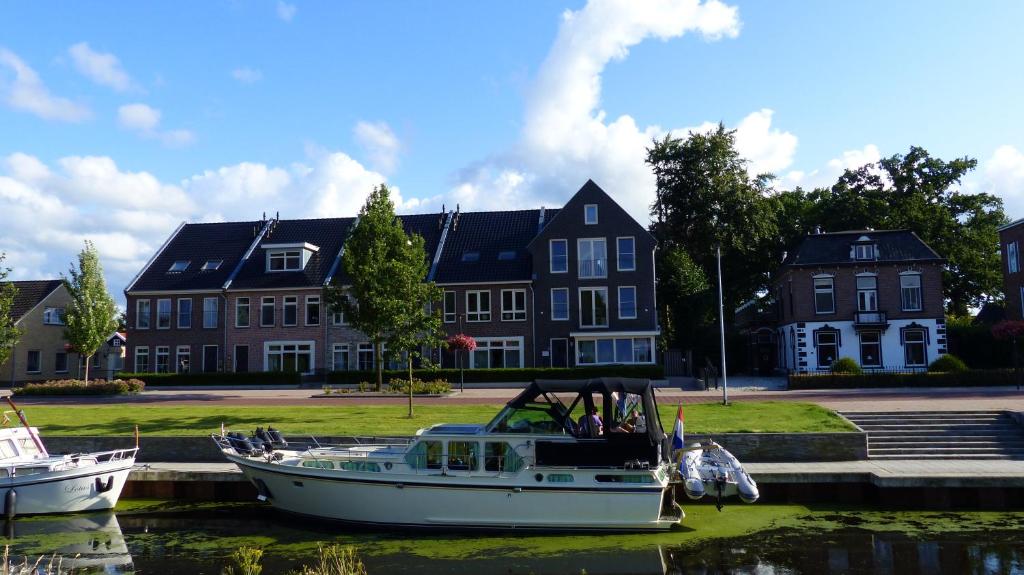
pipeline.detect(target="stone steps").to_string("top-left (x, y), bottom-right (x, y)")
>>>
top-left (841, 410), bottom-right (1024, 460)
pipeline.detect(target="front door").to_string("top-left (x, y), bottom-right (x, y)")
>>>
top-left (203, 345), bottom-right (218, 373)
top-left (551, 339), bottom-right (568, 368)
top-left (234, 345), bottom-right (249, 373)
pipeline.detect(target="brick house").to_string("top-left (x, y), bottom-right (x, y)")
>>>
top-left (998, 218), bottom-right (1024, 320)
top-left (124, 180), bottom-right (659, 374)
top-left (774, 230), bottom-right (947, 372)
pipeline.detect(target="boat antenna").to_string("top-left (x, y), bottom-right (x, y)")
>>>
top-left (3, 397), bottom-right (48, 457)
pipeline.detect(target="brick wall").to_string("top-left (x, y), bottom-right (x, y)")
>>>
top-left (436, 282), bottom-right (534, 368)
top-left (124, 292), bottom-right (225, 372)
top-left (225, 289), bottom-right (326, 373)
top-left (1000, 223), bottom-right (1024, 320)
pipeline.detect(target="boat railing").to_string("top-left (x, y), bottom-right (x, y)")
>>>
top-left (89, 447), bottom-right (139, 463)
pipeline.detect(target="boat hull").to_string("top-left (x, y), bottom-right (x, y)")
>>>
top-left (229, 454), bottom-right (677, 531)
top-left (0, 457), bottom-right (135, 516)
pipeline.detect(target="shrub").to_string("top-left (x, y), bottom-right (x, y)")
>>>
top-left (386, 378), bottom-right (451, 395)
top-left (830, 357), bottom-right (862, 375)
top-left (117, 372), bottom-right (301, 386)
top-left (928, 354), bottom-right (968, 373)
top-left (14, 378), bottom-right (145, 396)
top-left (788, 369), bottom-right (1021, 390)
top-left (325, 365), bottom-right (664, 385)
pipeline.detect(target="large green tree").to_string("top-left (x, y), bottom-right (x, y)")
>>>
top-left (0, 254), bottom-right (21, 368)
top-left (63, 241), bottom-right (118, 382)
top-left (325, 184), bottom-right (439, 391)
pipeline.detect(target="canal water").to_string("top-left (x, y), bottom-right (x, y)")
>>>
top-left (5, 500), bottom-right (1024, 574)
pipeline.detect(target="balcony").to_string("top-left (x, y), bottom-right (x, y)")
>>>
top-left (578, 258), bottom-right (607, 279)
top-left (854, 311), bottom-right (888, 329)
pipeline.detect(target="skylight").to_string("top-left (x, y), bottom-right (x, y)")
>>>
top-left (202, 259), bottom-right (223, 271)
top-left (462, 251), bottom-right (480, 262)
top-left (168, 260), bottom-right (190, 273)
top-left (498, 250), bottom-right (516, 261)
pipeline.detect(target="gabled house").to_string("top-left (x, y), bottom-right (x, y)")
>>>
top-left (774, 230), bottom-right (946, 372)
top-left (998, 218), bottom-right (1024, 320)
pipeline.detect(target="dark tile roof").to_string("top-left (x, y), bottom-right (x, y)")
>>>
top-left (434, 210), bottom-right (543, 283)
top-left (4, 280), bottom-right (63, 321)
top-left (129, 221), bottom-right (263, 292)
top-left (783, 230), bottom-right (943, 267)
top-left (230, 218), bottom-right (355, 289)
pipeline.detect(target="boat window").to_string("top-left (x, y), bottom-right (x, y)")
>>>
top-left (488, 403), bottom-right (568, 435)
top-left (405, 441), bottom-right (443, 470)
top-left (594, 474), bottom-right (655, 484)
top-left (484, 442), bottom-right (523, 473)
top-left (18, 438), bottom-right (40, 457)
top-left (339, 461), bottom-right (381, 472)
top-left (302, 460), bottom-right (334, 469)
top-left (15, 467), bottom-right (47, 477)
top-left (0, 440), bottom-right (17, 459)
top-left (447, 441), bottom-right (479, 471)
top-left (546, 473), bottom-right (574, 483)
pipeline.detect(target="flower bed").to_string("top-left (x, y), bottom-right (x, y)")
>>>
top-left (116, 372), bottom-right (302, 386)
top-left (14, 378), bottom-right (146, 396)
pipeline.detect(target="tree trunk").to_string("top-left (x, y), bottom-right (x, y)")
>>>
top-left (408, 356), bottom-right (414, 418)
top-left (83, 353), bottom-right (90, 383)
top-left (375, 340), bottom-right (383, 392)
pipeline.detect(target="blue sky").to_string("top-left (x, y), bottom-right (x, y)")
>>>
top-left (2, 0), bottom-right (1023, 300)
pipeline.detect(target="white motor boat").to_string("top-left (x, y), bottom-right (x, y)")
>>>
top-left (679, 439), bottom-right (759, 510)
top-left (0, 397), bottom-right (138, 518)
top-left (215, 378), bottom-right (684, 531)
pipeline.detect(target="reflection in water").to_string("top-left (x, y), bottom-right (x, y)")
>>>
top-left (1, 505), bottom-right (1023, 574)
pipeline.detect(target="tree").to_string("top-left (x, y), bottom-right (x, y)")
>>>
top-left (63, 241), bottom-right (118, 382)
top-left (0, 254), bottom-right (20, 369)
top-left (326, 184), bottom-right (438, 391)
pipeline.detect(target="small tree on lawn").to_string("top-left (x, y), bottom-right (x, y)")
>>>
top-left (0, 254), bottom-right (20, 368)
top-left (63, 241), bottom-right (118, 382)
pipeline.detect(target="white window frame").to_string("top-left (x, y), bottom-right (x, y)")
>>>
top-left (283, 296), bottom-right (298, 327)
top-left (201, 259), bottom-right (222, 271)
top-left (305, 295), bottom-right (321, 327)
top-left (813, 276), bottom-right (835, 315)
top-left (136, 299), bottom-right (151, 330)
top-left (584, 204), bottom-right (598, 225)
top-left (577, 238), bottom-right (607, 279)
top-left (579, 286), bottom-right (609, 328)
top-left (549, 239), bottom-right (568, 274)
top-left (900, 273), bottom-right (922, 312)
top-left (155, 346), bottom-right (170, 373)
top-left (263, 340), bottom-right (316, 375)
top-left (177, 298), bottom-right (192, 329)
top-left (616, 236), bottom-right (636, 272)
top-left (443, 291), bottom-right (456, 323)
top-left (54, 351), bottom-right (68, 374)
top-left (332, 343), bottom-right (350, 371)
top-left (468, 337), bottom-right (524, 369)
top-left (42, 307), bottom-right (64, 325)
top-left (261, 296), bottom-right (275, 327)
top-left (134, 346), bottom-right (150, 372)
top-left (357, 342), bottom-right (374, 371)
top-left (575, 336), bottom-right (655, 365)
top-left (267, 249), bottom-right (302, 272)
top-left (903, 329), bottom-right (927, 367)
top-left (466, 290), bottom-right (491, 322)
top-left (168, 260), bottom-right (190, 273)
top-left (618, 286), bottom-right (637, 319)
top-left (551, 288), bottom-right (569, 321)
top-left (1009, 241), bottom-right (1020, 274)
top-left (500, 289), bottom-right (526, 322)
top-left (854, 244), bottom-right (875, 260)
top-left (156, 298), bottom-right (172, 329)
top-left (235, 297), bottom-right (250, 328)
top-left (815, 330), bottom-right (839, 369)
top-left (856, 274), bottom-right (878, 312)
top-left (202, 297), bottom-right (218, 329)
top-left (859, 331), bottom-right (882, 368)
top-left (176, 345), bottom-right (191, 373)
top-left (331, 294), bottom-right (351, 326)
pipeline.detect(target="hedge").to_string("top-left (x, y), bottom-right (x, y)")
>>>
top-left (14, 379), bottom-right (145, 396)
top-left (788, 369), bottom-right (1024, 390)
top-left (325, 365), bottom-right (664, 385)
top-left (116, 372), bottom-right (302, 386)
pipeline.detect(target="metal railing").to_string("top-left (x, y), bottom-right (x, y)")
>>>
top-left (854, 311), bottom-right (887, 325)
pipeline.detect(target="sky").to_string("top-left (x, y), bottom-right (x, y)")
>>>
top-left (2, 0), bottom-right (1024, 303)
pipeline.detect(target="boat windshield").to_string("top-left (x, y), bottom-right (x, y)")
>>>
top-left (487, 401), bottom-right (570, 435)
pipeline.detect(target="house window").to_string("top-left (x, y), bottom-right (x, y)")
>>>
top-left (584, 204), bottom-right (598, 225)
top-left (904, 329), bottom-right (927, 367)
top-left (25, 350), bottom-right (40, 373)
top-left (578, 238), bottom-right (607, 279)
top-left (1009, 241), bottom-right (1020, 274)
top-left (466, 291), bottom-right (490, 322)
top-left (357, 343), bottom-right (374, 371)
top-left (201, 259), bottom-right (222, 271)
top-left (443, 291), bottom-right (456, 323)
top-left (155, 346), bottom-right (170, 373)
top-left (617, 237), bottom-right (635, 271)
top-left (856, 276), bottom-right (877, 312)
top-left (54, 352), bottom-right (68, 373)
top-left (901, 274), bottom-right (922, 311)
top-left (305, 296), bottom-right (321, 326)
top-left (168, 260), bottom-right (190, 273)
top-left (551, 288), bottom-right (569, 321)
top-left (266, 342), bottom-right (314, 374)
top-left (177, 298), bottom-right (192, 329)
top-left (156, 299), bottom-right (171, 329)
top-left (501, 289), bottom-right (526, 321)
top-left (332, 344), bottom-right (350, 371)
top-left (261, 297), bottom-right (275, 327)
top-left (854, 244), bottom-right (875, 260)
top-left (860, 331), bottom-right (881, 368)
top-left (550, 239), bottom-right (568, 273)
top-left (618, 286), bottom-right (637, 319)
top-left (203, 297), bottom-right (218, 328)
top-left (470, 338), bottom-right (523, 369)
top-left (136, 300), bottom-right (151, 329)
top-left (236, 297), bottom-right (250, 328)
top-left (283, 296), bottom-right (298, 326)
top-left (268, 250), bottom-right (302, 271)
top-left (42, 307), bottom-right (64, 325)
top-left (815, 331), bottom-right (838, 369)
top-left (134, 347), bottom-right (150, 372)
top-left (579, 287), bottom-right (609, 328)
top-left (331, 294), bottom-right (350, 326)
top-left (576, 337), bottom-right (654, 365)
top-left (176, 345), bottom-right (191, 373)
top-left (814, 277), bottom-right (834, 314)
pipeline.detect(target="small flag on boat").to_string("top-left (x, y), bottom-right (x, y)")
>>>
top-left (671, 403), bottom-right (685, 452)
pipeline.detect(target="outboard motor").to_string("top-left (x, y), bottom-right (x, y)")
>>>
top-left (267, 427), bottom-right (288, 448)
top-left (226, 432), bottom-right (256, 455)
top-left (248, 434), bottom-right (265, 453)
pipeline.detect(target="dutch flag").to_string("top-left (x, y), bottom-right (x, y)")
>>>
top-left (671, 403), bottom-right (685, 452)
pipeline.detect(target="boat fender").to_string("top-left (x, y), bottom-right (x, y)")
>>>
top-left (3, 489), bottom-right (14, 520)
top-left (95, 476), bottom-right (115, 494)
top-left (254, 478), bottom-right (273, 502)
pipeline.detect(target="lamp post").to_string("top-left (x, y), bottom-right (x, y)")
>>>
top-left (716, 245), bottom-right (729, 405)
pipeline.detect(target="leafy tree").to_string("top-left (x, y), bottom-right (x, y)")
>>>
top-left (0, 254), bottom-right (20, 368)
top-left (62, 241), bottom-right (118, 382)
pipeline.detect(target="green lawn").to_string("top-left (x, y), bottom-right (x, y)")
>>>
top-left (14, 401), bottom-right (853, 436)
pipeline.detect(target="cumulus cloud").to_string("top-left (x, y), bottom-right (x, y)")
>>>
top-left (353, 121), bottom-right (400, 174)
top-left (117, 103), bottom-right (195, 147)
top-left (0, 47), bottom-right (90, 122)
top-left (276, 1), bottom-right (297, 22)
top-left (231, 67), bottom-right (263, 84)
top-left (981, 145), bottom-right (1024, 217)
top-left (68, 42), bottom-right (136, 92)
top-left (780, 144), bottom-right (882, 190)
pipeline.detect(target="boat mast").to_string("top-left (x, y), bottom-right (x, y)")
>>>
top-left (4, 397), bottom-right (49, 457)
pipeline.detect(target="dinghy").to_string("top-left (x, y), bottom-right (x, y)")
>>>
top-left (679, 440), bottom-right (759, 510)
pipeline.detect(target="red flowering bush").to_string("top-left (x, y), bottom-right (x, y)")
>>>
top-left (991, 320), bottom-right (1024, 340)
top-left (447, 333), bottom-right (477, 352)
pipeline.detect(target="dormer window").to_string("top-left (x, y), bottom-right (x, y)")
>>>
top-left (462, 251), bottom-right (480, 262)
top-left (168, 260), bottom-right (190, 273)
top-left (202, 259), bottom-right (223, 271)
top-left (264, 243), bottom-right (319, 272)
top-left (497, 250), bottom-right (516, 261)
top-left (852, 237), bottom-right (876, 261)
top-left (584, 204), bottom-right (598, 225)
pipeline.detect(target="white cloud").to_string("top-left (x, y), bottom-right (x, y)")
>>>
top-left (0, 47), bottom-right (90, 122)
top-left (67, 42), bottom-right (136, 92)
top-left (353, 121), bottom-right (400, 174)
top-left (276, 1), bottom-right (297, 22)
top-left (981, 145), bottom-right (1024, 217)
top-left (117, 103), bottom-right (195, 147)
top-left (231, 67), bottom-right (263, 84)
top-left (781, 144), bottom-right (881, 189)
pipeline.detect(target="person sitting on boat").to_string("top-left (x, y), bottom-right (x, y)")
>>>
top-left (633, 412), bottom-right (647, 434)
top-left (578, 408), bottom-right (604, 437)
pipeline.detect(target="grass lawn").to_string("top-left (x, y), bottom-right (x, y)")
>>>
top-left (14, 401), bottom-right (853, 436)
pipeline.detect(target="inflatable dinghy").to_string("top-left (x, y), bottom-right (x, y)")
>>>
top-left (680, 440), bottom-right (759, 510)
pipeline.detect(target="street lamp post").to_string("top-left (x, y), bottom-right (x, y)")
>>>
top-left (716, 245), bottom-right (729, 405)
